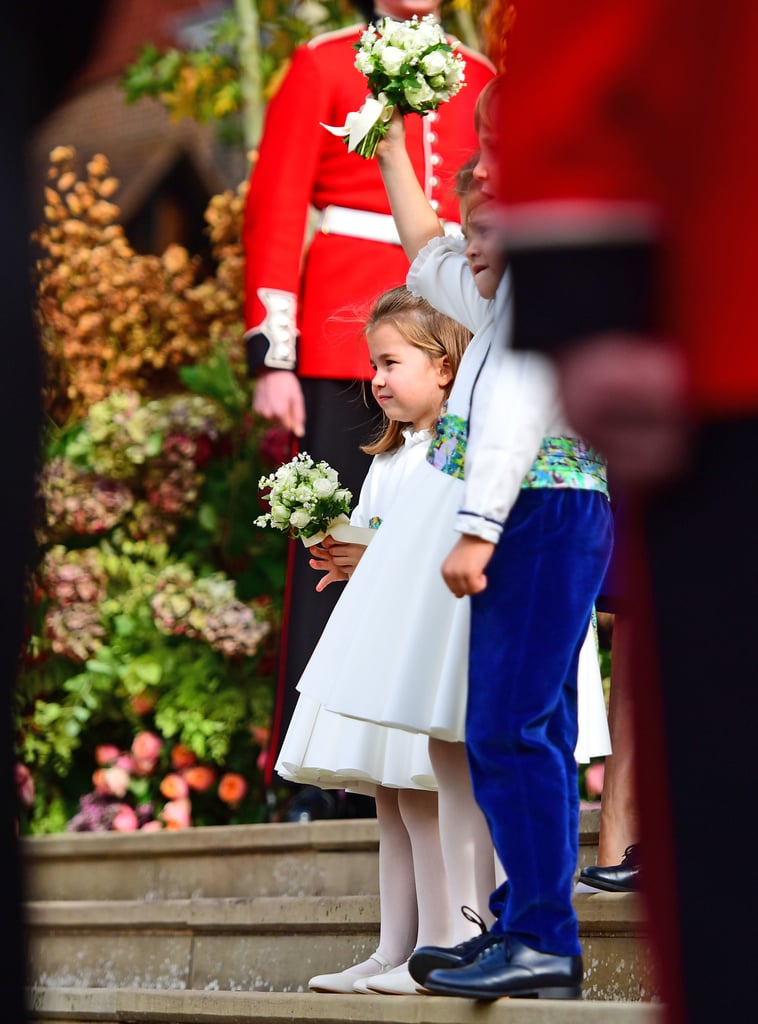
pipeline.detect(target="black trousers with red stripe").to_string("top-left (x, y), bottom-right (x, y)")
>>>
top-left (263, 377), bottom-right (383, 808)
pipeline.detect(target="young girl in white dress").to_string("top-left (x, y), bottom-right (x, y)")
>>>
top-left (277, 286), bottom-right (503, 995)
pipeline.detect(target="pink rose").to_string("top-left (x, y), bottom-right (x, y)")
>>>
top-left (14, 763), bottom-right (35, 808)
top-left (112, 804), bottom-right (139, 831)
top-left (95, 744), bottom-right (120, 766)
top-left (131, 731), bottom-right (163, 774)
top-left (115, 753), bottom-right (136, 773)
top-left (584, 761), bottom-right (605, 798)
top-left (161, 797), bottom-right (192, 830)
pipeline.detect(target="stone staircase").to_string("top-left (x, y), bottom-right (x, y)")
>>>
top-left (21, 808), bottom-right (663, 1023)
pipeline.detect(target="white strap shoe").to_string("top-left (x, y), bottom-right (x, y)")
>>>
top-left (353, 961), bottom-right (427, 995)
top-left (308, 951), bottom-right (394, 993)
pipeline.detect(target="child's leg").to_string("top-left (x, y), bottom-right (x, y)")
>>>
top-left (397, 787), bottom-right (452, 948)
top-left (428, 738), bottom-right (497, 940)
top-left (466, 489), bottom-right (613, 956)
top-left (308, 784), bottom-right (416, 990)
top-left (596, 611), bottom-right (639, 864)
top-left (374, 785), bottom-right (419, 964)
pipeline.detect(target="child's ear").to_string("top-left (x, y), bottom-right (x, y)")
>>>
top-left (438, 355), bottom-right (453, 387)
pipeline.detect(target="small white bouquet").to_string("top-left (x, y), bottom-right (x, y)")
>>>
top-left (255, 452), bottom-right (353, 546)
top-left (322, 14), bottom-right (467, 159)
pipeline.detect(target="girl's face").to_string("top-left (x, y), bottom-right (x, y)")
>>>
top-left (367, 323), bottom-right (451, 432)
top-left (462, 199), bottom-right (507, 300)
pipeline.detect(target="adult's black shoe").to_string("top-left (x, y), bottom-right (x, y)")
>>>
top-left (578, 843), bottom-right (640, 893)
top-left (423, 936), bottom-right (583, 1001)
top-left (408, 906), bottom-right (499, 985)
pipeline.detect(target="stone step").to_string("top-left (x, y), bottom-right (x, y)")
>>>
top-left (27, 988), bottom-right (663, 1024)
top-left (21, 819), bottom-right (383, 902)
top-left (25, 892), bottom-right (654, 1000)
top-left (20, 810), bottom-right (602, 902)
top-left (24, 808), bottom-right (659, 1022)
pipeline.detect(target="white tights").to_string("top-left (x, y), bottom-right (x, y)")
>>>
top-left (429, 738), bottom-right (501, 941)
top-left (372, 739), bottom-right (504, 963)
top-left (373, 784), bottom-right (451, 963)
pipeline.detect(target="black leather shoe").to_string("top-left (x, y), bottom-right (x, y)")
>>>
top-left (579, 843), bottom-right (640, 893)
top-left (424, 936), bottom-right (583, 1000)
top-left (408, 906), bottom-right (499, 985)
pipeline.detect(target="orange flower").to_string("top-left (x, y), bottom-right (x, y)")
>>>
top-left (130, 693), bottom-right (155, 716)
top-left (218, 772), bottom-right (248, 806)
top-left (159, 772), bottom-right (190, 800)
top-left (161, 797), bottom-right (191, 829)
top-left (170, 743), bottom-right (196, 770)
top-left (184, 765), bottom-right (216, 792)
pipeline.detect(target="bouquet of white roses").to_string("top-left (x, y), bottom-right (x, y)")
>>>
top-left (255, 452), bottom-right (353, 546)
top-left (322, 14), bottom-right (466, 159)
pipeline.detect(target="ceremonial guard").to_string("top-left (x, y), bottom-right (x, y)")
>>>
top-left (242, 2), bottom-right (494, 802)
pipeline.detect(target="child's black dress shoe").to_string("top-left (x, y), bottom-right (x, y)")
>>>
top-left (408, 906), bottom-right (498, 985)
top-left (423, 936), bottom-right (583, 1000)
top-left (578, 843), bottom-right (641, 893)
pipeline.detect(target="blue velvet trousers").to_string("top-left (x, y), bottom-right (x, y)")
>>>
top-left (466, 488), bottom-right (613, 956)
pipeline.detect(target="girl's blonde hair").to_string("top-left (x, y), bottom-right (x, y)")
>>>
top-left (361, 286), bottom-right (471, 455)
top-left (474, 72), bottom-right (507, 139)
top-left (456, 152), bottom-right (486, 232)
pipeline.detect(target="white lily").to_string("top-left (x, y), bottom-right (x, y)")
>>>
top-left (321, 96), bottom-right (388, 153)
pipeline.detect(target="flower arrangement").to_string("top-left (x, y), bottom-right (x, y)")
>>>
top-left (64, 732), bottom-right (255, 832)
top-left (14, 147), bottom-right (291, 835)
top-left (255, 452), bottom-right (353, 544)
top-left (322, 14), bottom-right (467, 158)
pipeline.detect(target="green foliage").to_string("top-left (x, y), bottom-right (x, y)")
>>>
top-left (15, 353), bottom-right (289, 835)
top-left (119, 1), bottom-right (489, 147)
top-left (120, 1), bottom-right (358, 144)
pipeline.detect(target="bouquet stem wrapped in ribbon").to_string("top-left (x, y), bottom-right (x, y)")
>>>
top-left (322, 14), bottom-right (467, 159)
top-left (255, 452), bottom-right (354, 547)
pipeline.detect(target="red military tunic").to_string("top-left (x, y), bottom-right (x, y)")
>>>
top-left (494, 6), bottom-right (758, 1023)
top-left (495, 0), bottom-right (758, 418)
top-left (242, 21), bottom-right (495, 381)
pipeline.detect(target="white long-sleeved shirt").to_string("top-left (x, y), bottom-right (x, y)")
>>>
top-left (408, 235), bottom-right (577, 544)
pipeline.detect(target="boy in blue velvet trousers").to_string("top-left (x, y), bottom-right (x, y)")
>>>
top-left (376, 75), bottom-right (613, 999)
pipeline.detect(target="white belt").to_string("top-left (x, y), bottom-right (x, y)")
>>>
top-left (318, 205), bottom-right (462, 246)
